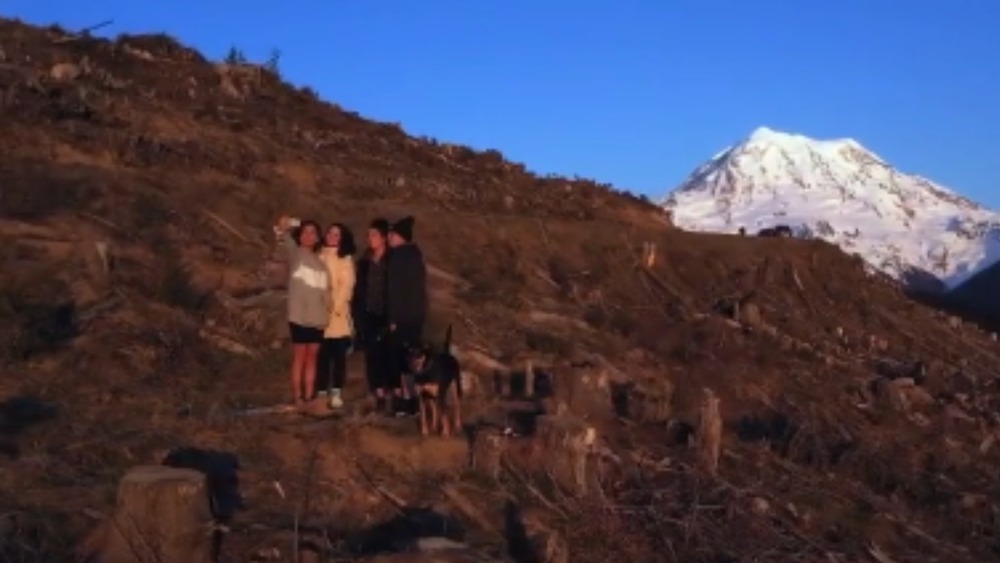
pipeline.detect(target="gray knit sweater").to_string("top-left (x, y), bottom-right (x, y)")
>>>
top-left (281, 233), bottom-right (330, 328)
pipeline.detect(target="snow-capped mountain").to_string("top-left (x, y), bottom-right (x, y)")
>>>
top-left (662, 126), bottom-right (1000, 290)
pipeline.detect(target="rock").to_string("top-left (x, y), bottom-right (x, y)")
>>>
top-left (961, 493), bottom-right (987, 510)
top-left (100, 466), bottom-right (215, 563)
top-left (50, 62), bottom-right (81, 81)
top-left (123, 45), bottom-right (156, 61)
top-left (875, 377), bottom-right (934, 414)
top-left (948, 316), bottom-right (961, 329)
top-left (750, 497), bottom-right (770, 515)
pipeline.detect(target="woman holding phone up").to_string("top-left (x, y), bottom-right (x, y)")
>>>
top-left (275, 215), bottom-right (330, 407)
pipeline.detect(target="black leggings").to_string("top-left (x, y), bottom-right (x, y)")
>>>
top-left (316, 337), bottom-right (351, 392)
top-left (362, 314), bottom-right (393, 393)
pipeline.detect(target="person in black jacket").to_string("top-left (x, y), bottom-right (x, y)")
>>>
top-left (386, 215), bottom-right (428, 415)
top-left (353, 218), bottom-right (394, 413)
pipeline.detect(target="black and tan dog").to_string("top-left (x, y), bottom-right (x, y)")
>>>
top-left (406, 325), bottom-right (463, 436)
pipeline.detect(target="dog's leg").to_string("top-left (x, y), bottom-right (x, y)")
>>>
top-left (439, 398), bottom-right (451, 438)
top-left (431, 400), bottom-right (442, 436)
top-left (451, 384), bottom-right (463, 432)
top-left (417, 390), bottom-right (430, 436)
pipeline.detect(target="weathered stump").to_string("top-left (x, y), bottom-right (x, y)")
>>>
top-left (611, 381), bottom-right (672, 423)
top-left (472, 416), bottom-right (598, 496)
top-left (552, 363), bottom-right (608, 417)
top-left (100, 465), bottom-right (215, 563)
top-left (695, 389), bottom-right (722, 477)
top-left (519, 416), bottom-right (598, 496)
top-left (470, 429), bottom-right (506, 479)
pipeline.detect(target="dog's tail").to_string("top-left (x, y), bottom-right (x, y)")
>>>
top-left (442, 323), bottom-right (453, 354)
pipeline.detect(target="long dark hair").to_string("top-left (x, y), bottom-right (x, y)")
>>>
top-left (326, 222), bottom-right (357, 258)
top-left (292, 219), bottom-right (322, 251)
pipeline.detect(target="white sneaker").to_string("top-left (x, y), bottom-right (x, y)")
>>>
top-left (329, 389), bottom-right (344, 409)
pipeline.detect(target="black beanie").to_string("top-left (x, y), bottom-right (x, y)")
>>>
top-left (370, 218), bottom-right (389, 237)
top-left (389, 216), bottom-right (415, 242)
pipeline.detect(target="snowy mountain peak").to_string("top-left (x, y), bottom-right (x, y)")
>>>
top-left (663, 129), bottom-right (1000, 290)
top-left (748, 126), bottom-right (812, 144)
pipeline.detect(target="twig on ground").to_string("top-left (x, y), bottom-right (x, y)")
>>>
top-left (77, 211), bottom-right (126, 234)
top-left (202, 208), bottom-right (258, 246)
top-left (500, 458), bottom-right (569, 518)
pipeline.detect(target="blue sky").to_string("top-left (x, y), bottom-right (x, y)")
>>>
top-left (4, 1), bottom-right (999, 207)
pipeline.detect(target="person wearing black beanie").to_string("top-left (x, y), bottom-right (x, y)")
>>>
top-left (385, 215), bottom-right (427, 416)
top-left (388, 215), bottom-right (414, 243)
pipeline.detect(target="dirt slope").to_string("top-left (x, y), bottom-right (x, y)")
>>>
top-left (2, 18), bottom-right (1000, 563)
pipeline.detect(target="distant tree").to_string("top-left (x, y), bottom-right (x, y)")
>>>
top-left (264, 48), bottom-right (281, 76)
top-left (224, 46), bottom-right (247, 64)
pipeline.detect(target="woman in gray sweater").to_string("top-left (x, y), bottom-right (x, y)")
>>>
top-left (276, 216), bottom-right (330, 407)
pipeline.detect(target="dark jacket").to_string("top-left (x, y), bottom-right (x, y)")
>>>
top-left (352, 251), bottom-right (389, 342)
top-left (386, 243), bottom-right (428, 326)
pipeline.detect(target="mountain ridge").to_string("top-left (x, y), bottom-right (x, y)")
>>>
top-left (662, 126), bottom-right (1000, 290)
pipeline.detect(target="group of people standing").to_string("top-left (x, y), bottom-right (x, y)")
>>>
top-left (275, 214), bottom-right (427, 416)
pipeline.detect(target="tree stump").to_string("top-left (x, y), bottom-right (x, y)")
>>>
top-left (100, 465), bottom-right (215, 563)
top-left (519, 415), bottom-right (597, 496)
top-left (695, 389), bottom-right (722, 477)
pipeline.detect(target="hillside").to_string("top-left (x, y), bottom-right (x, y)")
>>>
top-left (662, 127), bottom-right (1000, 292)
top-left (3, 19), bottom-right (1000, 563)
top-left (946, 262), bottom-right (1000, 329)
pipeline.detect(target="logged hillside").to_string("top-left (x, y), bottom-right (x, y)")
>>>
top-left (3, 19), bottom-right (1000, 563)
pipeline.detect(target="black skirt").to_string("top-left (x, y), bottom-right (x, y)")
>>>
top-left (288, 322), bottom-right (324, 344)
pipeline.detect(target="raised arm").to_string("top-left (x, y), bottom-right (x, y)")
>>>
top-left (275, 215), bottom-right (300, 256)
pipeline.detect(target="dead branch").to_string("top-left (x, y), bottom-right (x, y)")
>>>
top-left (500, 458), bottom-right (569, 519)
top-left (441, 484), bottom-right (501, 538)
top-left (77, 211), bottom-right (126, 234)
top-left (202, 208), bottom-right (255, 245)
top-left (53, 19), bottom-right (113, 43)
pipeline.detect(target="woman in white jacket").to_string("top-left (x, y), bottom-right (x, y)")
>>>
top-left (315, 223), bottom-right (357, 408)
